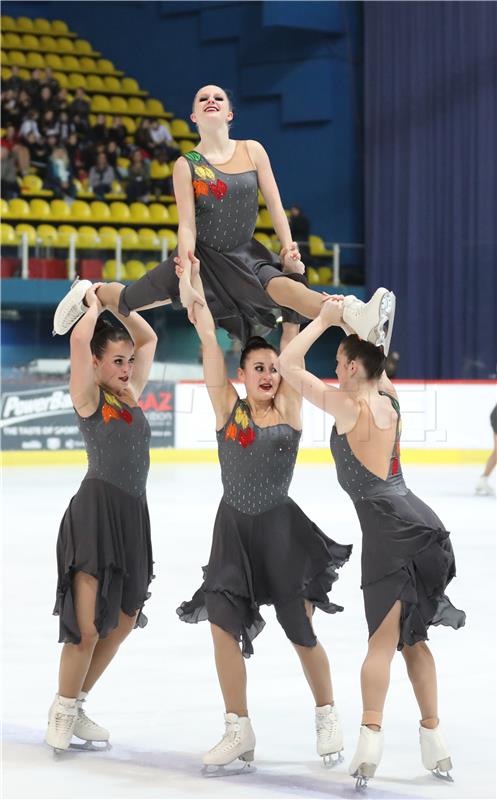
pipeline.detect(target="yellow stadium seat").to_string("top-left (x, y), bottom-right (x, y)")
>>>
top-left (166, 204), bottom-right (179, 225)
top-left (318, 266), bottom-right (333, 284)
top-left (71, 200), bottom-right (92, 221)
top-left (57, 37), bottom-right (74, 53)
top-left (50, 20), bottom-right (69, 35)
top-left (1, 198), bottom-right (11, 218)
top-left (129, 203), bottom-right (150, 224)
top-left (68, 72), bottom-right (87, 89)
top-left (121, 77), bottom-right (140, 94)
top-left (53, 70), bottom-right (68, 87)
top-left (50, 199), bottom-right (71, 220)
top-left (138, 228), bottom-right (159, 248)
top-left (26, 52), bottom-right (45, 69)
top-left (127, 97), bottom-right (145, 114)
top-left (254, 232), bottom-right (272, 250)
top-left (45, 53), bottom-right (62, 70)
top-left (179, 139), bottom-right (194, 154)
top-left (8, 198), bottom-right (30, 218)
top-left (79, 56), bottom-right (97, 72)
top-left (15, 223), bottom-right (37, 244)
top-left (4, 32), bottom-right (22, 48)
top-left (1, 223), bottom-right (17, 245)
top-left (18, 66), bottom-right (29, 79)
top-left (39, 35), bottom-right (57, 51)
top-left (146, 261), bottom-right (159, 271)
top-left (117, 157), bottom-right (130, 172)
top-left (21, 175), bottom-right (49, 196)
top-left (74, 39), bottom-right (93, 55)
top-left (86, 74), bottom-right (104, 91)
top-left (121, 117), bottom-right (136, 134)
top-left (97, 59), bottom-right (116, 74)
top-left (21, 34), bottom-right (39, 50)
top-left (150, 161), bottom-right (171, 180)
top-left (8, 51), bottom-right (26, 66)
top-left (158, 229), bottom-right (178, 251)
top-left (110, 202), bottom-right (130, 222)
top-left (103, 76), bottom-right (120, 93)
top-left (170, 119), bottom-right (194, 138)
top-left (105, 180), bottom-right (125, 200)
top-left (306, 267), bottom-right (320, 285)
top-left (258, 190), bottom-right (266, 206)
top-left (1, 67), bottom-right (12, 80)
top-left (62, 55), bottom-right (79, 72)
top-left (119, 227), bottom-right (139, 248)
top-left (1, 17), bottom-right (16, 32)
top-left (29, 198), bottom-right (51, 219)
top-left (1, 51), bottom-right (10, 66)
top-left (309, 235), bottom-right (334, 257)
top-left (17, 17), bottom-right (35, 32)
top-left (98, 227), bottom-right (118, 248)
top-left (145, 98), bottom-right (165, 115)
top-left (257, 208), bottom-right (273, 227)
top-left (34, 18), bottom-right (51, 34)
top-left (110, 96), bottom-right (128, 113)
top-left (103, 260), bottom-right (120, 279)
top-left (124, 260), bottom-right (146, 279)
top-left (149, 203), bottom-right (169, 224)
top-left (37, 224), bottom-right (59, 245)
top-left (91, 95), bottom-right (111, 113)
top-left (90, 201), bottom-right (111, 222)
top-left (271, 235), bottom-right (281, 252)
top-left (76, 226), bottom-right (99, 248)
top-left (56, 224), bottom-right (77, 246)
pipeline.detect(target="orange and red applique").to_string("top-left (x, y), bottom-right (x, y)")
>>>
top-left (102, 392), bottom-right (133, 425)
top-left (225, 402), bottom-right (255, 448)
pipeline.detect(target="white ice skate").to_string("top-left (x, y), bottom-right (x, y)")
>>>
top-left (52, 277), bottom-right (92, 336)
top-left (45, 694), bottom-right (77, 754)
top-left (315, 704), bottom-right (344, 766)
top-left (348, 725), bottom-right (384, 789)
top-left (343, 288), bottom-right (396, 355)
top-left (202, 712), bottom-right (256, 776)
top-left (420, 724), bottom-right (453, 782)
top-left (72, 691), bottom-right (110, 750)
top-left (475, 476), bottom-right (495, 496)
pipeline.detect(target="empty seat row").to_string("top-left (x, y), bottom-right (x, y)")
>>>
top-left (1, 50), bottom-right (120, 75)
top-left (1, 222), bottom-right (178, 251)
top-left (1, 17), bottom-right (72, 35)
top-left (2, 66), bottom-right (145, 96)
top-left (89, 95), bottom-right (165, 115)
top-left (2, 198), bottom-right (178, 224)
top-left (3, 33), bottom-right (97, 55)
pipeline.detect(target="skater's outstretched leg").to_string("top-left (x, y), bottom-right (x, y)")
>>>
top-left (266, 276), bottom-right (324, 320)
top-left (82, 610), bottom-right (138, 692)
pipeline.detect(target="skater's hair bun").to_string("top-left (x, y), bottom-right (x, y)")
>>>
top-left (341, 334), bottom-right (386, 380)
top-left (90, 316), bottom-right (134, 360)
top-left (240, 336), bottom-right (279, 369)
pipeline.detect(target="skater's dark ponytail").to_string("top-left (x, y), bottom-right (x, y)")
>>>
top-left (90, 316), bottom-right (133, 360)
top-left (240, 336), bottom-right (279, 369)
top-left (341, 334), bottom-right (386, 380)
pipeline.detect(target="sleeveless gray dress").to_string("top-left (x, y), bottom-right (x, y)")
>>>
top-left (53, 388), bottom-right (154, 643)
top-left (330, 391), bottom-right (465, 648)
top-left (177, 399), bottom-right (352, 657)
top-left (118, 149), bottom-right (308, 342)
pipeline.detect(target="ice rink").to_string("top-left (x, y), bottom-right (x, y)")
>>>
top-left (2, 461), bottom-right (495, 799)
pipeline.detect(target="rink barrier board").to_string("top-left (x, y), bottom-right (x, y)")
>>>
top-left (1, 448), bottom-right (489, 467)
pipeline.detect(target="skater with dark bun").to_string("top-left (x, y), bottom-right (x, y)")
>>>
top-left (475, 404), bottom-right (497, 496)
top-left (46, 287), bottom-right (157, 753)
top-left (278, 297), bottom-right (466, 788)
top-left (53, 85), bottom-right (395, 356)
top-left (176, 253), bottom-right (352, 773)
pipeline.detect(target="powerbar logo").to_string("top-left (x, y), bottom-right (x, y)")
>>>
top-left (0, 387), bottom-right (73, 427)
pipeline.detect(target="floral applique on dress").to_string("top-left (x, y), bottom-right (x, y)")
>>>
top-left (188, 155), bottom-right (229, 201)
top-left (102, 392), bottom-right (133, 425)
top-left (225, 401), bottom-right (255, 448)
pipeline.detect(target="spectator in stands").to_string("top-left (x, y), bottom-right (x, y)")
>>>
top-left (5, 65), bottom-right (24, 94)
top-left (70, 87), bottom-right (90, 119)
top-left (72, 113), bottom-right (90, 140)
top-left (57, 111), bottom-right (76, 142)
top-left (1, 124), bottom-right (30, 175)
top-left (45, 145), bottom-right (76, 200)
top-left (91, 113), bottom-right (108, 145)
top-left (108, 116), bottom-right (127, 151)
top-left (1, 146), bottom-right (20, 199)
top-left (88, 151), bottom-right (116, 199)
top-left (126, 149), bottom-right (151, 203)
top-left (40, 110), bottom-right (59, 140)
top-left (19, 110), bottom-right (41, 142)
top-left (54, 87), bottom-right (70, 115)
top-left (149, 118), bottom-right (180, 161)
top-left (66, 131), bottom-right (86, 178)
top-left (135, 118), bottom-right (152, 156)
top-left (106, 140), bottom-right (119, 169)
top-left (1, 89), bottom-right (20, 128)
top-left (24, 68), bottom-right (42, 100)
top-left (289, 205), bottom-right (310, 262)
top-left (40, 67), bottom-right (60, 97)
top-left (37, 86), bottom-right (55, 117)
top-left (17, 89), bottom-right (33, 119)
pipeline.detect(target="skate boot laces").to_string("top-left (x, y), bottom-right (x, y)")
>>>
top-left (54, 708), bottom-right (76, 736)
top-left (213, 720), bottom-right (241, 755)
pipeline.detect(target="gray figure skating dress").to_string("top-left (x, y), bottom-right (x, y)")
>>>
top-left (118, 145), bottom-right (307, 342)
top-left (330, 391), bottom-right (465, 648)
top-left (177, 399), bottom-right (352, 657)
top-left (53, 388), bottom-right (154, 643)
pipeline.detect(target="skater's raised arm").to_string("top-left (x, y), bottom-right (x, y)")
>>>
top-left (69, 284), bottom-right (103, 416)
top-left (104, 307), bottom-right (157, 398)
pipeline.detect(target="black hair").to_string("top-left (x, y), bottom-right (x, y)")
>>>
top-left (340, 334), bottom-right (386, 380)
top-left (90, 316), bottom-right (133, 360)
top-left (240, 336), bottom-right (279, 369)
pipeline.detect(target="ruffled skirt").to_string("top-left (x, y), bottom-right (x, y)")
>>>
top-left (177, 497), bottom-right (352, 657)
top-left (53, 478), bottom-right (154, 643)
top-left (356, 489), bottom-right (466, 648)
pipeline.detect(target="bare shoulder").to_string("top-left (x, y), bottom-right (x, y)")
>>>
top-left (246, 140), bottom-right (267, 161)
top-left (173, 156), bottom-right (192, 177)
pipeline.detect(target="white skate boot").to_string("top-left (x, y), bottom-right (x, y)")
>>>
top-left (348, 725), bottom-right (384, 789)
top-left (475, 476), bottom-right (495, 496)
top-left (45, 694), bottom-right (77, 753)
top-left (52, 277), bottom-right (92, 335)
top-left (72, 691), bottom-right (110, 750)
top-left (420, 724), bottom-right (453, 781)
top-left (342, 288), bottom-right (396, 355)
top-left (202, 712), bottom-right (256, 776)
top-left (315, 704), bottom-right (344, 766)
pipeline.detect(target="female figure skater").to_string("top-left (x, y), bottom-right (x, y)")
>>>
top-left (475, 404), bottom-right (496, 495)
top-left (46, 287), bottom-right (157, 753)
top-left (53, 84), bottom-right (394, 354)
top-left (278, 298), bottom-right (466, 787)
top-left (176, 253), bottom-right (352, 772)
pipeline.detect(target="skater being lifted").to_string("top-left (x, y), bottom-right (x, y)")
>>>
top-left (53, 84), bottom-right (396, 356)
top-left (46, 287), bottom-right (157, 753)
top-left (176, 252), bottom-right (352, 773)
top-left (278, 296), bottom-right (466, 788)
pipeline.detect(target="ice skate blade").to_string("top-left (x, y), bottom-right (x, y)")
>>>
top-left (202, 762), bottom-right (256, 778)
top-left (51, 741), bottom-right (111, 757)
top-left (321, 751), bottom-right (344, 768)
top-left (353, 763), bottom-right (377, 791)
top-left (431, 757), bottom-right (453, 782)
